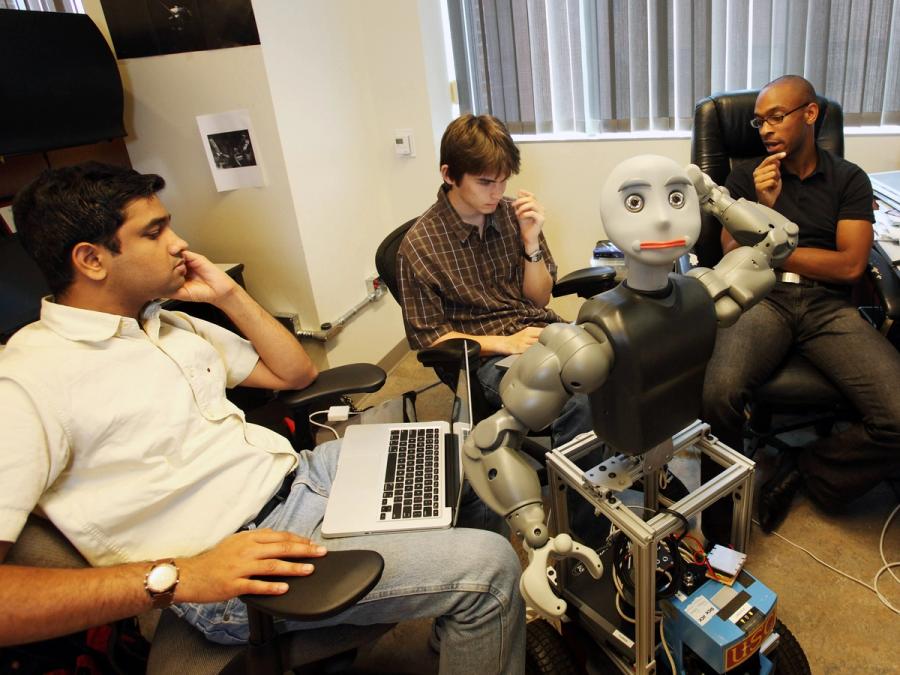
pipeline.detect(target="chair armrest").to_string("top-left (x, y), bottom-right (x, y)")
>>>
top-left (241, 549), bottom-right (384, 621)
top-left (552, 265), bottom-right (617, 298)
top-left (417, 338), bottom-right (481, 369)
top-left (869, 245), bottom-right (900, 321)
top-left (277, 364), bottom-right (386, 409)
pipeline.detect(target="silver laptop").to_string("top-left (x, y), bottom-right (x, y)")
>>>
top-left (322, 344), bottom-right (474, 537)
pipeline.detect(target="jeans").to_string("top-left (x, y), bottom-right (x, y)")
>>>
top-left (172, 440), bottom-right (525, 675)
top-left (702, 283), bottom-right (900, 512)
top-left (477, 355), bottom-right (593, 447)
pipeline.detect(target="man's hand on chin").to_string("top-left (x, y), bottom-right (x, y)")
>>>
top-left (168, 251), bottom-right (238, 305)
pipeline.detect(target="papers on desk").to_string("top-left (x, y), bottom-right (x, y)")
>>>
top-left (874, 206), bottom-right (900, 263)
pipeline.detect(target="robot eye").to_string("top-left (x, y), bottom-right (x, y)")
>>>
top-left (624, 194), bottom-right (644, 212)
top-left (669, 190), bottom-right (685, 208)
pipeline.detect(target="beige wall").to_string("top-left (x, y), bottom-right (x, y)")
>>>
top-left (250, 0), bottom-right (450, 368)
top-left (84, 0), bottom-right (900, 363)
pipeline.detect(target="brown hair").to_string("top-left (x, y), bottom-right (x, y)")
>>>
top-left (439, 114), bottom-right (520, 184)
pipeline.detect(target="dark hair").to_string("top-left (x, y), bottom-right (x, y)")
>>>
top-left (12, 162), bottom-right (165, 295)
top-left (440, 114), bottom-right (520, 184)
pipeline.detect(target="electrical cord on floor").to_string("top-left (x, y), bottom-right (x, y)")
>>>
top-left (760, 502), bottom-right (900, 615)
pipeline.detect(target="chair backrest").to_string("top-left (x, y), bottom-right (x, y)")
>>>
top-left (1, 234), bottom-right (51, 344)
top-left (375, 218), bottom-right (417, 302)
top-left (6, 514), bottom-right (88, 569)
top-left (690, 90), bottom-right (845, 267)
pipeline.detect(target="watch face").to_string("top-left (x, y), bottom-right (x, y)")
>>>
top-left (147, 563), bottom-right (178, 592)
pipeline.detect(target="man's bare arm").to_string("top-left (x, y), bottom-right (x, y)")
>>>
top-left (432, 327), bottom-right (543, 357)
top-left (0, 529), bottom-right (325, 647)
top-left (514, 191), bottom-right (554, 307)
top-left (169, 251), bottom-right (317, 390)
top-left (721, 219), bottom-right (871, 284)
top-left (779, 219), bottom-right (872, 284)
top-left (522, 257), bottom-right (553, 308)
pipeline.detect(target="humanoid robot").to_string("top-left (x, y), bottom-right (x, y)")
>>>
top-left (460, 155), bottom-right (799, 620)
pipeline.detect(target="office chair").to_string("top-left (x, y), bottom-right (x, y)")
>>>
top-left (7, 515), bottom-right (390, 675)
top-left (691, 90), bottom-right (900, 456)
top-left (375, 218), bottom-right (617, 422)
top-left (0, 234), bottom-right (51, 345)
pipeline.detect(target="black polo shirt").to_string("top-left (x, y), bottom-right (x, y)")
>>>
top-left (725, 147), bottom-right (874, 252)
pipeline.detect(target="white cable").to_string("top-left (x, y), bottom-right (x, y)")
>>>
top-left (759, 503), bottom-right (900, 615)
top-left (659, 616), bottom-right (678, 675)
top-left (879, 503), bottom-right (900, 584)
top-left (308, 410), bottom-right (340, 440)
top-left (874, 503), bottom-right (900, 612)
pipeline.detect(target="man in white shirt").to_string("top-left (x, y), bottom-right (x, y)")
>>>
top-left (0, 162), bottom-right (524, 674)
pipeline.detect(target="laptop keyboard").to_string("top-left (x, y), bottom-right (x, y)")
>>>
top-left (381, 426), bottom-right (441, 521)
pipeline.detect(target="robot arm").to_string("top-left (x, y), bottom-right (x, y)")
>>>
top-left (683, 165), bottom-right (799, 326)
top-left (462, 323), bottom-right (612, 617)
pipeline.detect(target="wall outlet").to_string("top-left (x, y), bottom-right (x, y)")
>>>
top-left (365, 275), bottom-right (381, 297)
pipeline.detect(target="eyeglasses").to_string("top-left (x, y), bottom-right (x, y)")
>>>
top-left (750, 102), bottom-right (812, 129)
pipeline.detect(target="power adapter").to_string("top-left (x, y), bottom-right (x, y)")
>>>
top-left (327, 405), bottom-right (351, 422)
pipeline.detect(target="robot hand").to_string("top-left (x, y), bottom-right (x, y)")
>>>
top-left (687, 246), bottom-right (775, 327)
top-left (520, 534), bottom-right (603, 619)
top-left (685, 164), bottom-right (799, 265)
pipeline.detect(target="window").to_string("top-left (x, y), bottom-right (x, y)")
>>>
top-left (0, 1), bottom-right (82, 11)
top-left (446, 0), bottom-right (900, 135)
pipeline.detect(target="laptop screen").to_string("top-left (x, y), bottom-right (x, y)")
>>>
top-left (451, 340), bottom-right (474, 436)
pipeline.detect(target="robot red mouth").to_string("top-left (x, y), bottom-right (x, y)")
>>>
top-left (639, 238), bottom-right (687, 249)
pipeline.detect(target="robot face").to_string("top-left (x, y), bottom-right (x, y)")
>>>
top-left (599, 155), bottom-right (701, 268)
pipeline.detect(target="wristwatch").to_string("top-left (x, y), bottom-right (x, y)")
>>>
top-left (144, 559), bottom-right (180, 609)
top-left (525, 248), bottom-right (544, 263)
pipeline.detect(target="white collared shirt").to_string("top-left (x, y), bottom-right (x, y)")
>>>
top-left (0, 299), bottom-right (296, 566)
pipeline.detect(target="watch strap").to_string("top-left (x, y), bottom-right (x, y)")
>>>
top-left (525, 248), bottom-right (544, 263)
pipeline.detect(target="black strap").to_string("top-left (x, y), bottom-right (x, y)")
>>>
top-left (243, 470), bottom-right (296, 530)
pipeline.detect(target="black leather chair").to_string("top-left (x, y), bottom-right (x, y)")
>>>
top-left (691, 90), bottom-right (900, 456)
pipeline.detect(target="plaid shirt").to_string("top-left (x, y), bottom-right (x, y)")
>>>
top-left (397, 185), bottom-right (562, 350)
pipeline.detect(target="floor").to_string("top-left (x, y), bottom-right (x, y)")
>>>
top-left (337, 350), bottom-right (900, 674)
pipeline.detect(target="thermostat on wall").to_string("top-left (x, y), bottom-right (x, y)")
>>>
top-left (394, 129), bottom-right (415, 157)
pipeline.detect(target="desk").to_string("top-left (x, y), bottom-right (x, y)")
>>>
top-left (873, 174), bottom-right (900, 268)
top-left (870, 177), bottom-right (900, 339)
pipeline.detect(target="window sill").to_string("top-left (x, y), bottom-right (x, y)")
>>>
top-left (513, 125), bottom-right (900, 143)
top-left (845, 125), bottom-right (900, 137)
top-left (513, 129), bottom-right (692, 143)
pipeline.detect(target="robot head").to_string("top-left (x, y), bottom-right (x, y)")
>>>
top-left (599, 155), bottom-right (701, 271)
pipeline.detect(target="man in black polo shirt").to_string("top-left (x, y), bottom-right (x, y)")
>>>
top-left (702, 75), bottom-right (900, 536)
